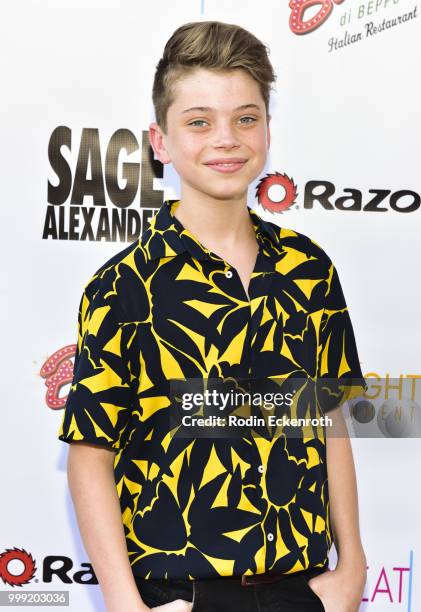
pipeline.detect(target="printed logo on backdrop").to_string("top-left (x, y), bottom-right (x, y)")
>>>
top-left (288, 0), bottom-right (418, 52)
top-left (40, 346), bottom-right (76, 409)
top-left (289, 0), bottom-right (348, 33)
top-left (363, 553), bottom-right (415, 608)
top-left (256, 173), bottom-right (420, 214)
top-left (44, 127), bottom-right (163, 243)
top-left (0, 547), bottom-right (97, 586)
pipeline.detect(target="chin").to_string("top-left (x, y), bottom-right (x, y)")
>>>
top-left (187, 179), bottom-right (249, 201)
top-left (203, 190), bottom-right (248, 202)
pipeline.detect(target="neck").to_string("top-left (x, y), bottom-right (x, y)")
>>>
top-left (172, 190), bottom-right (256, 253)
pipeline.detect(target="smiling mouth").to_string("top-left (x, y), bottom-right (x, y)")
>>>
top-left (208, 162), bottom-right (244, 166)
top-left (204, 161), bottom-right (247, 172)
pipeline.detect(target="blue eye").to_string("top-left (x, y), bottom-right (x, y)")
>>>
top-left (188, 120), bottom-right (207, 127)
top-left (240, 116), bottom-right (257, 124)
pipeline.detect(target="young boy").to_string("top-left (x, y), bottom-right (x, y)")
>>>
top-left (58, 20), bottom-right (368, 612)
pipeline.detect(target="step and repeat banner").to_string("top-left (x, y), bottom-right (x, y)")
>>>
top-left (1, 0), bottom-right (420, 610)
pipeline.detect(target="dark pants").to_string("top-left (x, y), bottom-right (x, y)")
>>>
top-left (134, 566), bottom-right (327, 611)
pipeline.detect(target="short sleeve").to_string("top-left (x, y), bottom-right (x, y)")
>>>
top-left (57, 278), bottom-right (134, 451)
top-left (316, 259), bottom-right (368, 412)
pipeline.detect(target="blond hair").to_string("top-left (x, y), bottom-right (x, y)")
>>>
top-left (152, 21), bottom-right (277, 133)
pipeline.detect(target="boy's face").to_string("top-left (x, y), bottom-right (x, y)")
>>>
top-left (149, 67), bottom-right (271, 203)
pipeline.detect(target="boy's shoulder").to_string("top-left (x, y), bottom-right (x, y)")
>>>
top-left (257, 213), bottom-right (333, 268)
top-left (79, 238), bottom-right (142, 310)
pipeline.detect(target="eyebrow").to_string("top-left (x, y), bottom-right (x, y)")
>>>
top-left (181, 104), bottom-right (261, 115)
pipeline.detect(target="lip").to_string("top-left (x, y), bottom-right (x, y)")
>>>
top-left (204, 158), bottom-right (248, 164)
top-left (204, 159), bottom-right (247, 174)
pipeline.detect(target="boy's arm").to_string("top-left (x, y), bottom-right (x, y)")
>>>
top-left (67, 442), bottom-right (149, 612)
top-left (325, 407), bottom-right (367, 577)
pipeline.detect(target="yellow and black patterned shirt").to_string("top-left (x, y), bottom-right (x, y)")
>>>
top-left (58, 199), bottom-right (367, 580)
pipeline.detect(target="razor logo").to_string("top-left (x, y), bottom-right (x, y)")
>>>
top-left (256, 172), bottom-right (298, 213)
top-left (256, 175), bottom-right (420, 215)
top-left (290, 0), bottom-right (346, 34)
top-left (0, 548), bottom-right (98, 586)
top-left (0, 548), bottom-right (36, 587)
top-left (304, 181), bottom-right (420, 212)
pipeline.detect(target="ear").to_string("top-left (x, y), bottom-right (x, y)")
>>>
top-left (148, 122), bottom-right (172, 164)
top-left (266, 114), bottom-right (271, 150)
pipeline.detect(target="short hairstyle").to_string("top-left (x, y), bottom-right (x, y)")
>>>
top-left (152, 20), bottom-right (277, 134)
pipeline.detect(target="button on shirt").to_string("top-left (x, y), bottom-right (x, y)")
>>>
top-left (58, 199), bottom-right (367, 580)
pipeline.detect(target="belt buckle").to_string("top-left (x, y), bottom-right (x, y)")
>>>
top-left (241, 574), bottom-right (255, 587)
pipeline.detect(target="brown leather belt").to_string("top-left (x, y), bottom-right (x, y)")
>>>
top-left (241, 572), bottom-right (285, 586)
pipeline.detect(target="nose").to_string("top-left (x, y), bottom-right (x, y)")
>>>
top-left (211, 120), bottom-right (241, 148)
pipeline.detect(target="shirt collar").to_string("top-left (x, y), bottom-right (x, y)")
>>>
top-left (139, 199), bottom-right (282, 262)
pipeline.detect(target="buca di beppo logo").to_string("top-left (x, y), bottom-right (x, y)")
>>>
top-left (289, 0), bottom-right (346, 34)
top-left (0, 547), bottom-right (97, 586)
top-left (39, 346), bottom-right (76, 410)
